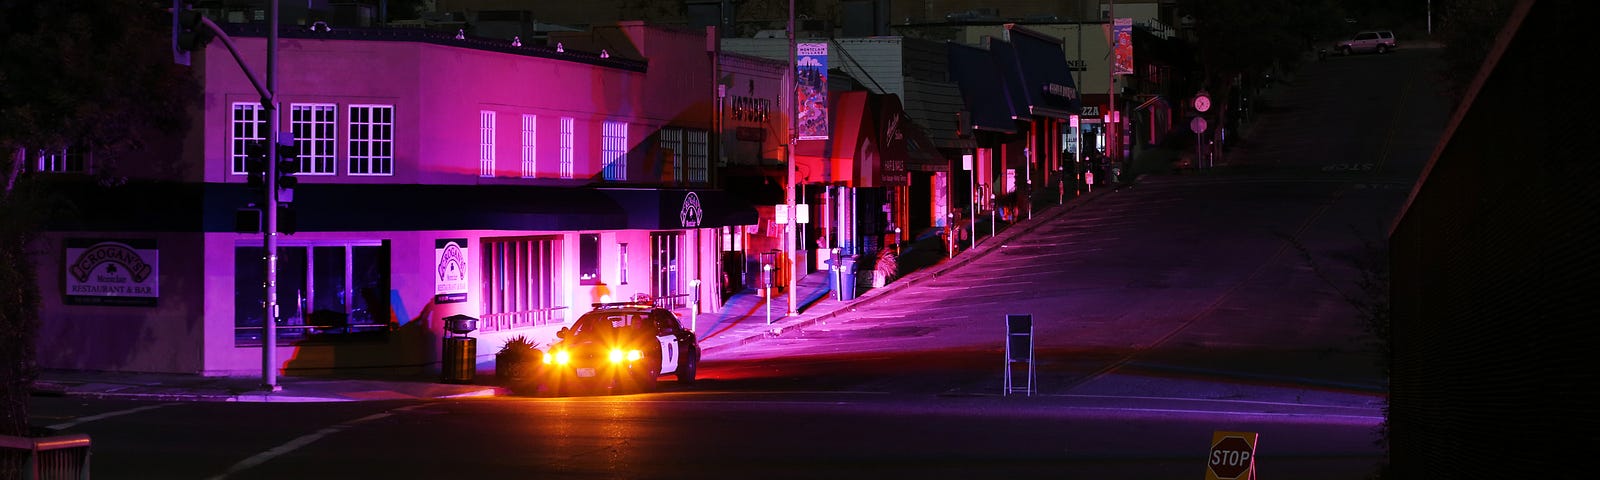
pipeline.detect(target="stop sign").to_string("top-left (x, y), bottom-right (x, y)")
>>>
top-left (1208, 435), bottom-right (1255, 479)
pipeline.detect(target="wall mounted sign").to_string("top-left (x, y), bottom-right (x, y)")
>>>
top-left (64, 239), bottom-right (159, 306)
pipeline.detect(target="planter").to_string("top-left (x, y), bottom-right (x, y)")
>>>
top-left (495, 352), bottom-right (540, 381)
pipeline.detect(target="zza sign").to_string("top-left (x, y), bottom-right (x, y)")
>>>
top-left (1205, 431), bottom-right (1258, 480)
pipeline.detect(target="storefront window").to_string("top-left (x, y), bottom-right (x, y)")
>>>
top-left (579, 233), bottom-right (601, 285)
top-left (234, 241), bottom-right (390, 346)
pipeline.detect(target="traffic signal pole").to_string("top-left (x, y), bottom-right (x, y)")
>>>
top-left (262, 0), bottom-right (282, 391)
top-left (171, 0), bottom-right (282, 390)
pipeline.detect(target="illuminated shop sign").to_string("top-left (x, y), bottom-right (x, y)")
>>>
top-left (64, 238), bottom-right (159, 306)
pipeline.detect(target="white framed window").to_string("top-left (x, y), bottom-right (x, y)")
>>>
top-left (618, 242), bottom-right (629, 285)
top-left (348, 104), bottom-right (395, 176)
top-left (559, 117), bottom-right (574, 179)
top-left (35, 147), bottom-right (87, 173)
top-left (520, 114), bottom-right (537, 178)
top-left (659, 128), bottom-right (683, 182)
top-left (479, 110), bottom-right (496, 177)
top-left (686, 129), bottom-right (709, 183)
top-left (231, 102), bottom-right (266, 175)
top-left (290, 103), bottom-right (337, 175)
top-left (602, 120), bottom-right (627, 181)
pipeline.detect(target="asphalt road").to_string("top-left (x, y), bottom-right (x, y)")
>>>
top-left (28, 46), bottom-right (1450, 479)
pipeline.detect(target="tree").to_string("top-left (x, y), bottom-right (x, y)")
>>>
top-left (1, 0), bottom-right (197, 438)
top-left (1432, 0), bottom-right (1519, 104)
top-left (1176, 0), bottom-right (1346, 159)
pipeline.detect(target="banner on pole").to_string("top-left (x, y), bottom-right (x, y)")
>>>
top-left (797, 42), bottom-right (829, 140)
top-left (1113, 18), bottom-right (1134, 75)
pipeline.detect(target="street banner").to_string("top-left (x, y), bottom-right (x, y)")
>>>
top-left (1113, 18), bottom-right (1134, 75)
top-left (797, 42), bottom-right (829, 140)
top-left (64, 238), bottom-right (160, 306)
top-left (435, 238), bottom-right (469, 304)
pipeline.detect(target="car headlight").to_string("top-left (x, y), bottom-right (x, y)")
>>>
top-left (608, 349), bottom-right (644, 363)
top-left (545, 350), bottom-right (569, 365)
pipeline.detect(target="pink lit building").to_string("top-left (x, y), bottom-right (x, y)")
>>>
top-left (33, 22), bottom-right (755, 376)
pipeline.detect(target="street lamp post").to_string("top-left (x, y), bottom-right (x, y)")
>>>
top-left (786, 0), bottom-right (799, 317)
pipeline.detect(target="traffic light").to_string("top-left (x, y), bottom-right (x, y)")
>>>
top-left (170, 1), bottom-right (213, 65)
top-left (243, 140), bottom-right (269, 190)
top-left (275, 134), bottom-right (298, 204)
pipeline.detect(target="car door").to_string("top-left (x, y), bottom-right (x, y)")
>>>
top-left (652, 311), bottom-right (680, 375)
top-left (1354, 32), bottom-right (1379, 52)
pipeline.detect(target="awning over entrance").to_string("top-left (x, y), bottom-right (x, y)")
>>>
top-left (75, 183), bottom-right (748, 233)
top-left (1006, 25), bottom-right (1082, 119)
top-left (794, 91), bottom-right (948, 187)
top-left (270, 184), bottom-right (632, 232)
top-left (38, 182), bottom-right (635, 233)
top-left (947, 41), bottom-right (1019, 134)
top-left (718, 165), bottom-right (787, 206)
top-left (601, 188), bottom-right (759, 230)
top-left (985, 38), bottom-right (1034, 123)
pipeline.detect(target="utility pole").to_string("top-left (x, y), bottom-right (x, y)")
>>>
top-left (262, 0), bottom-right (282, 391)
top-left (786, 0), bottom-right (799, 317)
top-left (1107, 0), bottom-right (1116, 176)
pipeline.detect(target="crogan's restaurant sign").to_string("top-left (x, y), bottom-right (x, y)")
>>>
top-left (64, 238), bottom-right (160, 306)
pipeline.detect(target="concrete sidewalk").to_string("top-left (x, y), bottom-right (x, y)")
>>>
top-left (32, 188), bottom-right (1108, 403)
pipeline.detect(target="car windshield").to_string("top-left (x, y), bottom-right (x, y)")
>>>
top-left (572, 312), bottom-right (649, 336)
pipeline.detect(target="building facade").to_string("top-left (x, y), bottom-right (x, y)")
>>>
top-left (34, 22), bottom-right (755, 376)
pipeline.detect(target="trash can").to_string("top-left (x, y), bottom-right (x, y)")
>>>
top-left (441, 337), bottom-right (477, 384)
top-left (836, 255), bottom-right (858, 301)
top-left (441, 314), bottom-right (480, 384)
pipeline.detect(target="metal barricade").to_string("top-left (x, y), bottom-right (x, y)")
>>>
top-left (1, 432), bottom-right (92, 480)
top-left (1004, 314), bottom-right (1035, 396)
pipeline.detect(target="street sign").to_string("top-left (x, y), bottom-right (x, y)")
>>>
top-left (796, 203), bottom-right (809, 224)
top-left (775, 204), bottom-right (789, 224)
top-left (1190, 116), bottom-right (1208, 134)
top-left (1205, 431), bottom-right (1258, 480)
top-left (1193, 91), bottom-right (1212, 112)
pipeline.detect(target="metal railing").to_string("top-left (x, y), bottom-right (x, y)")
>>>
top-left (479, 306), bottom-right (569, 332)
top-left (1, 432), bottom-right (91, 479)
top-left (653, 293), bottom-right (689, 310)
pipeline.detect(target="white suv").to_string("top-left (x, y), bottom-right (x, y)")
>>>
top-left (1337, 30), bottom-right (1397, 55)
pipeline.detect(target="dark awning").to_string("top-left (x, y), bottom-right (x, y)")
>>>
top-left (719, 166), bottom-right (787, 205)
top-left (870, 93), bottom-right (949, 174)
top-left (984, 38), bottom-right (1034, 123)
top-left (794, 91), bottom-right (950, 186)
top-left (600, 188), bottom-right (758, 230)
top-left (37, 182), bottom-right (635, 232)
top-left (946, 41), bottom-right (1018, 134)
top-left (261, 183), bottom-right (631, 231)
top-left (1006, 25), bottom-right (1081, 119)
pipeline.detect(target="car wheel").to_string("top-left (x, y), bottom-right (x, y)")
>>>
top-left (1377, 45), bottom-right (1388, 54)
top-left (1341, 46), bottom-right (1352, 56)
top-left (677, 353), bottom-right (698, 384)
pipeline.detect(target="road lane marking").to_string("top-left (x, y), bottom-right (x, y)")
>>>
top-left (206, 403), bottom-right (430, 480)
top-left (47, 403), bottom-right (177, 430)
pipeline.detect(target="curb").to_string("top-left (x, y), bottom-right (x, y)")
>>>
top-left (700, 189), bottom-right (1111, 356)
